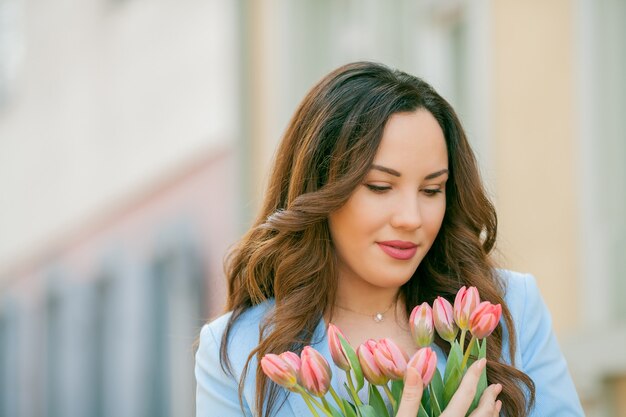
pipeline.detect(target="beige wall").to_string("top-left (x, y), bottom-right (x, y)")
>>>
top-left (492, 0), bottom-right (579, 334)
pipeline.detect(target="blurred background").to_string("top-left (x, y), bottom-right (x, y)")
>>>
top-left (0, 0), bottom-right (624, 416)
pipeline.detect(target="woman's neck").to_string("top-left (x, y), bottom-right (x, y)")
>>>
top-left (326, 286), bottom-right (415, 356)
top-left (323, 269), bottom-right (415, 351)
top-left (332, 272), bottom-right (404, 319)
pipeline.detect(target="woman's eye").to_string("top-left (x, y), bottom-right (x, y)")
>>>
top-left (423, 188), bottom-right (443, 196)
top-left (365, 184), bottom-right (391, 193)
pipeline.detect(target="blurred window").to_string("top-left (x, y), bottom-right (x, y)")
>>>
top-left (92, 275), bottom-right (115, 417)
top-left (596, 1), bottom-right (626, 322)
top-left (584, 0), bottom-right (626, 322)
top-left (0, 297), bottom-right (19, 417)
top-left (147, 241), bottom-right (204, 417)
top-left (147, 257), bottom-right (169, 417)
top-left (45, 283), bottom-right (63, 417)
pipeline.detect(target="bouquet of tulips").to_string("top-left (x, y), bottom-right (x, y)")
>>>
top-left (261, 286), bottom-right (502, 417)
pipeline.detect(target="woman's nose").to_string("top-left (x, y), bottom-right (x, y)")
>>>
top-left (390, 194), bottom-right (422, 230)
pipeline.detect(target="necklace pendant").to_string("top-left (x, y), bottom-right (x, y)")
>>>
top-left (373, 312), bottom-right (384, 323)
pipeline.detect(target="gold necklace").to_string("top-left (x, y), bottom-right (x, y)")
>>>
top-left (334, 301), bottom-right (396, 323)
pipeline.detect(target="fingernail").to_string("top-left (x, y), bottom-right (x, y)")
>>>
top-left (496, 400), bottom-right (502, 411)
top-left (476, 358), bottom-right (486, 370)
top-left (404, 367), bottom-right (420, 386)
top-left (495, 383), bottom-right (502, 393)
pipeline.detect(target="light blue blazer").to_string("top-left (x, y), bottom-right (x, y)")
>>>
top-left (195, 270), bottom-right (584, 416)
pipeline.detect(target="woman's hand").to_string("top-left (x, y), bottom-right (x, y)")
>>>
top-left (395, 359), bottom-right (503, 417)
top-left (394, 367), bottom-right (424, 417)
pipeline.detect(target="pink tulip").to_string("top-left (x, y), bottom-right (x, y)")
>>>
top-left (454, 286), bottom-right (480, 330)
top-left (373, 338), bottom-right (408, 380)
top-left (260, 353), bottom-right (299, 391)
top-left (433, 296), bottom-right (458, 343)
top-left (279, 351), bottom-right (301, 383)
top-left (469, 301), bottom-right (502, 339)
top-left (407, 347), bottom-right (438, 386)
top-left (300, 346), bottom-right (332, 397)
top-left (357, 340), bottom-right (389, 385)
top-left (327, 323), bottom-right (352, 371)
top-left (409, 302), bottom-right (434, 348)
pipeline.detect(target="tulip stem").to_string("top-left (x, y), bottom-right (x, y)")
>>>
top-left (295, 387), bottom-right (332, 417)
top-left (459, 328), bottom-right (467, 352)
top-left (301, 395), bottom-right (321, 417)
top-left (321, 397), bottom-right (337, 416)
top-left (308, 396), bottom-right (334, 417)
top-left (345, 370), bottom-right (363, 406)
top-left (460, 335), bottom-right (478, 370)
top-left (329, 386), bottom-right (346, 415)
top-left (308, 397), bottom-right (334, 417)
top-left (382, 383), bottom-right (398, 411)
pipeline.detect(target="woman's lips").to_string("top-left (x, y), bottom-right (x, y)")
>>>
top-left (377, 241), bottom-right (418, 260)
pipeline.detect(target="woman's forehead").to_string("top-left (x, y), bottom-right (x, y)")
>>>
top-left (369, 110), bottom-right (448, 176)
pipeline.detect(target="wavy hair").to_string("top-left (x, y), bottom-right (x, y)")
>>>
top-left (219, 62), bottom-right (535, 417)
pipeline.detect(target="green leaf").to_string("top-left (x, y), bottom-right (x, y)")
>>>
top-left (330, 407), bottom-right (344, 417)
top-left (429, 386), bottom-right (442, 417)
top-left (368, 385), bottom-right (390, 417)
top-left (468, 339), bottom-right (488, 414)
top-left (430, 368), bottom-right (444, 416)
top-left (443, 366), bottom-right (462, 408)
top-left (339, 334), bottom-right (365, 391)
top-left (417, 403), bottom-right (430, 417)
top-left (444, 341), bottom-right (463, 382)
top-left (327, 403), bottom-right (344, 417)
top-left (421, 384), bottom-right (431, 415)
top-left (390, 379), bottom-right (404, 407)
top-left (343, 382), bottom-right (363, 414)
top-left (467, 337), bottom-right (480, 368)
top-left (342, 399), bottom-right (358, 417)
top-left (430, 367), bottom-right (444, 401)
top-left (478, 338), bottom-right (487, 360)
top-left (356, 404), bottom-right (379, 417)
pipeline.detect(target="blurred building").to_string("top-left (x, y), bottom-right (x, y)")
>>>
top-left (0, 1), bottom-right (624, 417)
top-left (0, 1), bottom-right (242, 416)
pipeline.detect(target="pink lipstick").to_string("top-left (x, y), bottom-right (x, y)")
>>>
top-left (377, 240), bottom-right (418, 260)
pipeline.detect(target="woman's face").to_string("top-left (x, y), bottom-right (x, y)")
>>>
top-left (328, 109), bottom-right (448, 291)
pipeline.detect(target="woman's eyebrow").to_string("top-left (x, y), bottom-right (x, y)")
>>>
top-left (370, 164), bottom-right (401, 177)
top-left (424, 169), bottom-right (449, 180)
top-left (370, 165), bottom-right (449, 180)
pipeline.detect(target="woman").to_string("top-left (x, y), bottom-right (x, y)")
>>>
top-left (195, 62), bottom-right (584, 417)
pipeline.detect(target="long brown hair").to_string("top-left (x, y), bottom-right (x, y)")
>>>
top-left (219, 62), bottom-right (535, 417)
